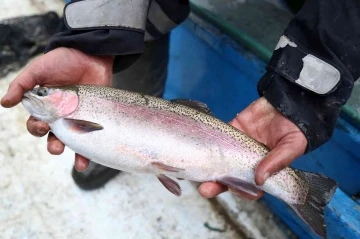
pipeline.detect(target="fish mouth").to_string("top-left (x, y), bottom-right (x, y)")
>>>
top-left (22, 95), bottom-right (30, 101)
top-left (21, 95), bottom-right (30, 105)
top-left (22, 91), bottom-right (32, 101)
top-left (21, 93), bottom-right (45, 116)
top-left (22, 93), bottom-right (43, 105)
top-left (23, 90), bottom-right (33, 98)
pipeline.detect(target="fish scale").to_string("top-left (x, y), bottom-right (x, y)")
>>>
top-left (20, 84), bottom-right (338, 238)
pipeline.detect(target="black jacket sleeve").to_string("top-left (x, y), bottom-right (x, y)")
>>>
top-left (44, 0), bottom-right (190, 56)
top-left (258, 0), bottom-right (360, 153)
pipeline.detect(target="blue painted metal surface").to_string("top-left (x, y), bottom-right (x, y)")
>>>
top-left (163, 16), bottom-right (360, 239)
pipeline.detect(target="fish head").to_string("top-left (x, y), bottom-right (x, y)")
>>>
top-left (22, 86), bottom-right (79, 123)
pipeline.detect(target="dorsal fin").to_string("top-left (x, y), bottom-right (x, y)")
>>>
top-left (171, 99), bottom-right (213, 115)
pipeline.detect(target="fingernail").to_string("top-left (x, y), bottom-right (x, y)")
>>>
top-left (37, 128), bottom-right (46, 135)
top-left (54, 143), bottom-right (63, 152)
top-left (76, 165), bottom-right (88, 172)
top-left (75, 162), bottom-right (84, 172)
top-left (1, 96), bottom-right (8, 107)
top-left (75, 160), bottom-right (89, 172)
top-left (75, 166), bottom-right (84, 172)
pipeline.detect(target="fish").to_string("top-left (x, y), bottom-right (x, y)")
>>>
top-left (20, 84), bottom-right (337, 238)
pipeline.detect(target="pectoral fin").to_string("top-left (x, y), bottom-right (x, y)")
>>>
top-left (64, 118), bottom-right (103, 133)
top-left (157, 174), bottom-right (182, 196)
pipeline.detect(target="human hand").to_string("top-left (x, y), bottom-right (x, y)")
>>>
top-left (1, 47), bottom-right (114, 170)
top-left (198, 97), bottom-right (307, 200)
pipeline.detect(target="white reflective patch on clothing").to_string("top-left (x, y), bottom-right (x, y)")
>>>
top-left (275, 35), bottom-right (297, 50)
top-left (148, 0), bottom-right (177, 34)
top-left (295, 54), bottom-right (340, 94)
top-left (65, 0), bottom-right (150, 30)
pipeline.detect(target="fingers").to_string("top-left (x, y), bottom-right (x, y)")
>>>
top-left (1, 63), bottom-right (40, 108)
top-left (28, 116), bottom-right (64, 155)
top-left (47, 133), bottom-right (89, 173)
top-left (255, 134), bottom-right (307, 186)
top-left (198, 182), bottom-right (228, 198)
top-left (0, 47), bottom-right (114, 108)
top-left (74, 154), bottom-right (90, 172)
top-left (198, 182), bottom-right (263, 200)
top-left (27, 116), bottom-right (50, 137)
top-left (47, 132), bottom-right (65, 155)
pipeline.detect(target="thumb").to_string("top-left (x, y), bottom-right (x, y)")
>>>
top-left (254, 134), bottom-right (307, 186)
top-left (1, 60), bottom-right (43, 108)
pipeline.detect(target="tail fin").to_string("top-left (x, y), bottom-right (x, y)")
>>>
top-left (290, 170), bottom-right (338, 239)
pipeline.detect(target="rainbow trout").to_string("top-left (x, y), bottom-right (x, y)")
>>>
top-left (21, 85), bottom-right (337, 238)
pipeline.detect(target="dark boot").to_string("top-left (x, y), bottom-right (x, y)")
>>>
top-left (72, 34), bottom-right (170, 190)
top-left (71, 161), bottom-right (122, 190)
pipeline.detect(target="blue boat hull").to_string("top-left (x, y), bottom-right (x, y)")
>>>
top-left (164, 16), bottom-right (360, 239)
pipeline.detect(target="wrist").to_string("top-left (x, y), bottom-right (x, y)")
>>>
top-left (257, 72), bottom-right (343, 153)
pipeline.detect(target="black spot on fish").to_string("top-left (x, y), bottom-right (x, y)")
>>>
top-left (140, 94), bottom-right (149, 106)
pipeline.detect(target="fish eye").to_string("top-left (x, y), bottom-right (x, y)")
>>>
top-left (36, 87), bottom-right (49, 97)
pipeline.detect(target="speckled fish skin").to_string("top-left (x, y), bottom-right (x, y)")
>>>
top-left (21, 85), bottom-right (337, 238)
top-left (48, 85), bottom-right (301, 202)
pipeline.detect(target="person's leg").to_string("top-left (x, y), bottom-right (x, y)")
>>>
top-left (71, 34), bottom-right (170, 190)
